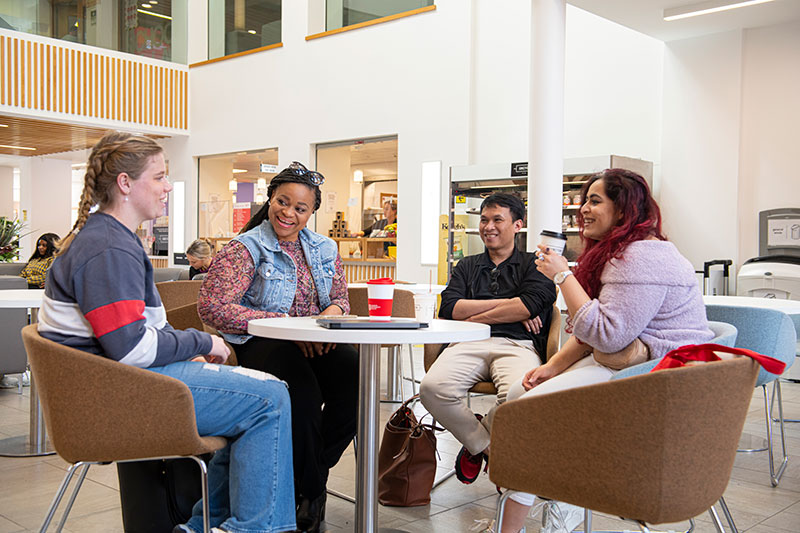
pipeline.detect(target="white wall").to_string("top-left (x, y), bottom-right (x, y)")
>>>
top-left (661, 31), bottom-right (743, 272)
top-left (738, 20), bottom-right (800, 262)
top-left (178, 1), bottom-right (666, 281)
top-left (184, 1), bottom-right (472, 281)
top-left (0, 166), bottom-right (13, 218)
top-left (660, 21), bottom-right (800, 276)
top-left (22, 158), bottom-right (73, 256)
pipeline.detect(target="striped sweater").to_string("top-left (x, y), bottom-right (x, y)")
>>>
top-left (38, 213), bottom-right (212, 368)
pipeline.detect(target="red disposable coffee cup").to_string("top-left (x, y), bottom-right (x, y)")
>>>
top-left (366, 277), bottom-right (395, 321)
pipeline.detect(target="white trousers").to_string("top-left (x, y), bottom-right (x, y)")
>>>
top-left (419, 337), bottom-right (541, 455)
top-left (505, 355), bottom-right (617, 506)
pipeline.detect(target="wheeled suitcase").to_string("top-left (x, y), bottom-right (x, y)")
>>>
top-left (117, 456), bottom-right (210, 533)
top-left (700, 259), bottom-right (733, 296)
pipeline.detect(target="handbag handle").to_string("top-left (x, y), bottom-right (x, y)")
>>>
top-left (652, 343), bottom-right (786, 375)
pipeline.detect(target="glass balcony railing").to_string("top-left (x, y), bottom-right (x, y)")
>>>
top-left (0, 0), bottom-right (187, 63)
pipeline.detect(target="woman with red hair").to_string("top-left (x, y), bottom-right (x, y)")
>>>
top-left (495, 169), bottom-right (713, 533)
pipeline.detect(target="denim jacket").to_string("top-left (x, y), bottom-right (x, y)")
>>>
top-left (222, 220), bottom-right (339, 344)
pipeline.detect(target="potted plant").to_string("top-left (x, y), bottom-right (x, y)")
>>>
top-left (0, 217), bottom-right (25, 263)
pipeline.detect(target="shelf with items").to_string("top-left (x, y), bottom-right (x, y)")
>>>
top-left (332, 237), bottom-right (396, 261)
top-left (445, 157), bottom-right (653, 280)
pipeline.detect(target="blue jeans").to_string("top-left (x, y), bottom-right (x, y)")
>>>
top-left (148, 361), bottom-right (296, 533)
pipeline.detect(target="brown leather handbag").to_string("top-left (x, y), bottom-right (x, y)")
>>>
top-left (378, 395), bottom-right (440, 506)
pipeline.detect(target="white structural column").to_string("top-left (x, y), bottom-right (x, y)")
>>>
top-left (527, 0), bottom-right (566, 251)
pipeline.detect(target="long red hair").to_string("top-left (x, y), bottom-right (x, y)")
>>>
top-left (573, 169), bottom-right (666, 298)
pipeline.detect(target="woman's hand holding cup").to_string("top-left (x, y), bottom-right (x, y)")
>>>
top-left (535, 243), bottom-right (569, 281)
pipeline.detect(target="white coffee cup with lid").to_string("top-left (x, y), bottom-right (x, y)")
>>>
top-left (539, 230), bottom-right (568, 256)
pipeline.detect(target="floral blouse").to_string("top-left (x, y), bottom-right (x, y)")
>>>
top-left (198, 240), bottom-right (349, 335)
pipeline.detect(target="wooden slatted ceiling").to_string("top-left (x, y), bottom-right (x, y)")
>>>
top-left (0, 114), bottom-right (165, 157)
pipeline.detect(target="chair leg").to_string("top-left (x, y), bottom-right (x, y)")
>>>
top-left (708, 505), bottom-right (726, 533)
top-left (39, 462), bottom-right (87, 533)
top-left (188, 455), bottom-right (211, 533)
top-left (770, 378), bottom-right (799, 423)
top-left (718, 496), bottom-right (739, 533)
top-left (54, 463), bottom-right (91, 533)
top-left (763, 382), bottom-right (789, 486)
top-left (407, 344), bottom-right (418, 396)
top-left (432, 467), bottom-right (457, 489)
top-left (493, 490), bottom-right (516, 532)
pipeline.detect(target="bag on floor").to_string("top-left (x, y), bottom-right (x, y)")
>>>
top-left (378, 395), bottom-right (440, 506)
top-left (651, 343), bottom-right (786, 374)
top-left (117, 455), bottom-right (210, 532)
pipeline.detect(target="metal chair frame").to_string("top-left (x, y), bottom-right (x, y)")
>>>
top-left (40, 454), bottom-right (212, 533)
top-left (493, 490), bottom-right (740, 533)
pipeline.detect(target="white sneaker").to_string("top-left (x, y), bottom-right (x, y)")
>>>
top-left (541, 501), bottom-right (584, 533)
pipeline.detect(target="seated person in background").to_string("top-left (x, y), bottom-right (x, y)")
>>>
top-left (38, 132), bottom-right (296, 533)
top-left (185, 238), bottom-right (214, 279)
top-left (357, 200), bottom-right (397, 236)
top-left (20, 233), bottom-right (59, 288)
top-left (419, 193), bottom-right (557, 485)
top-left (198, 162), bottom-right (358, 533)
top-left (497, 169), bottom-right (714, 533)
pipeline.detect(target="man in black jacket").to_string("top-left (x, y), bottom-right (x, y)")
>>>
top-left (419, 193), bottom-right (556, 484)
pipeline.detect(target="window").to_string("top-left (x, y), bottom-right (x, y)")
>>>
top-left (208, 0), bottom-right (281, 60)
top-left (326, 0), bottom-right (432, 31)
top-left (0, 0), bottom-right (187, 63)
top-left (197, 148), bottom-right (279, 243)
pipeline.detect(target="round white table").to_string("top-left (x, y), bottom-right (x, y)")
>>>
top-left (248, 317), bottom-right (489, 533)
top-left (0, 289), bottom-right (53, 457)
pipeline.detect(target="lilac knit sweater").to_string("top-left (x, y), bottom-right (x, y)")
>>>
top-left (572, 240), bottom-right (713, 360)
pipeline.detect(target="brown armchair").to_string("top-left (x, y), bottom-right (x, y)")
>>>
top-left (155, 280), bottom-right (203, 311)
top-left (489, 358), bottom-right (759, 532)
top-left (21, 324), bottom-right (226, 532)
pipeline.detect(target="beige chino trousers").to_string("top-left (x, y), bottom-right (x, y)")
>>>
top-left (419, 337), bottom-right (542, 455)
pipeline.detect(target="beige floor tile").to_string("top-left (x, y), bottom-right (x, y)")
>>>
top-left (0, 515), bottom-right (25, 533)
top-left (0, 347), bottom-right (799, 532)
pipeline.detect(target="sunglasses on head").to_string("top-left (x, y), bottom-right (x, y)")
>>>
top-left (287, 161), bottom-right (325, 186)
top-left (489, 267), bottom-right (500, 296)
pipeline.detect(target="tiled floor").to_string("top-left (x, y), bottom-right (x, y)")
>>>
top-left (1, 350), bottom-right (799, 532)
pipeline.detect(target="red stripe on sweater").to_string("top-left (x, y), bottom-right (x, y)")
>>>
top-left (85, 300), bottom-right (146, 338)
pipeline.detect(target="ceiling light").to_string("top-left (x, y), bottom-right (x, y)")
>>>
top-left (142, 3), bottom-right (152, 7)
top-left (257, 177), bottom-right (267, 189)
top-left (0, 144), bottom-right (36, 151)
top-left (232, 168), bottom-right (246, 173)
top-left (137, 8), bottom-right (172, 20)
top-left (229, 179), bottom-right (238, 192)
top-left (248, 30), bottom-right (256, 35)
top-left (150, 0), bottom-right (158, 3)
top-left (353, 170), bottom-right (363, 183)
top-left (0, 124), bottom-right (8, 127)
top-left (664, 0), bottom-right (774, 21)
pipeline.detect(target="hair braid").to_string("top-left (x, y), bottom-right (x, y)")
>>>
top-left (56, 131), bottom-right (163, 255)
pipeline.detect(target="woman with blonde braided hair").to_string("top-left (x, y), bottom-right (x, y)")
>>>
top-left (38, 132), bottom-right (297, 533)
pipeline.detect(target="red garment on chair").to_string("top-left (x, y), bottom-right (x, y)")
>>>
top-left (651, 343), bottom-right (786, 375)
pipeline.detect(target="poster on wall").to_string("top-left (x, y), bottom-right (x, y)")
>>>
top-left (232, 202), bottom-right (251, 234)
